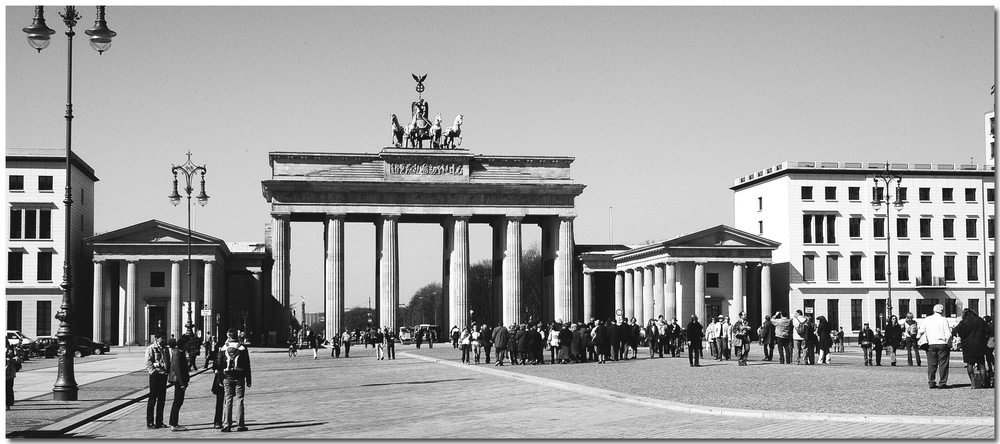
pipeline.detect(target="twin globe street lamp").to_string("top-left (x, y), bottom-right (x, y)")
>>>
top-left (22, 5), bottom-right (116, 402)
top-left (870, 162), bottom-right (904, 329)
top-left (169, 153), bottom-right (209, 337)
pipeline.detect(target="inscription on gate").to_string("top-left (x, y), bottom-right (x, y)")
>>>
top-left (389, 162), bottom-right (464, 175)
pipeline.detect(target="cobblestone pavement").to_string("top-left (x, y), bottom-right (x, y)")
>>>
top-left (60, 345), bottom-right (993, 440)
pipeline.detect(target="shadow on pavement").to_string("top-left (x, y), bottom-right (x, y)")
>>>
top-left (360, 377), bottom-right (475, 387)
top-left (245, 420), bottom-right (328, 431)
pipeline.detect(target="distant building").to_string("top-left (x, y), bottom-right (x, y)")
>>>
top-left (986, 110), bottom-right (994, 160)
top-left (732, 160), bottom-right (995, 334)
top-left (6, 148), bottom-right (98, 340)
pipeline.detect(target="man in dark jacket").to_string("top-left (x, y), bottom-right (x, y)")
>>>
top-left (492, 324), bottom-right (509, 366)
top-left (952, 309), bottom-right (990, 388)
top-left (686, 315), bottom-right (704, 367)
top-left (516, 324), bottom-right (530, 365)
top-left (761, 315), bottom-right (776, 361)
top-left (217, 328), bottom-right (251, 433)
top-left (167, 338), bottom-right (190, 431)
top-left (608, 320), bottom-right (622, 362)
top-left (883, 315), bottom-right (903, 366)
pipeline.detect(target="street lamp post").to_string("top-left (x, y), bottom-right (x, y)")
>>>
top-left (871, 162), bottom-right (904, 329)
top-left (22, 5), bottom-right (116, 401)
top-left (169, 152), bottom-right (208, 338)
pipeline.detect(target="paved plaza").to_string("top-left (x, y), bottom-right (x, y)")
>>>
top-left (5, 343), bottom-right (994, 440)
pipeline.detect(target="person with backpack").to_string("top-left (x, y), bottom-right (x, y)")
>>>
top-left (217, 328), bottom-right (251, 433)
top-left (903, 312), bottom-right (922, 366)
top-left (791, 310), bottom-right (810, 365)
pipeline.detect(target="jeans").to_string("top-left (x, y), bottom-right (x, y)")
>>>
top-left (147, 373), bottom-right (167, 426)
top-left (688, 344), bottom-right (700, 366)
top-left (906, 337), bottom-right (922, 365)
top-left (709, 340), bottom-right (718, 358)
top-left (7, 378), bottom-right (14, 408)
top-left (387, 343), bottom-right (395, 359)
top-left (862, 346), bottom-right (872, 364)
top-left (213, 391), bottom-right (223, 426)
top-left (794, 339), bottom-right (805, 363)
top-left (775, 337), bottom-right (790, 363)
top-left (223, 378), bottom-right (246, 428)
top-left (763, 341), bottom-right (774, 361)
top-left (343, 342), bottom-right (351, 358)
top-left (168, 385), bottom-right (186, 426)
top-left (461, 345), bottom-right (471, 363)
top-left (926, 344), bottom-right (950, 386)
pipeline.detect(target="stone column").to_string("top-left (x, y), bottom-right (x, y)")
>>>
top-left (124, 261), bottom-right (136, 346)
top-left (324, 214), bottom-right (345, 339)
top-left (664, 262), bottom-right (677, 321)
top-left (501, 216), bottom-right (522, 326)
top-left (171, 260), bottom-right (183, 339)
top-left (694, 262), bottom-right (706, 323)
top-left (271, 214), bottom-right (291, 335)
top-left (446, 216), bottom-right (470, 329)
top-left (732, 262), bottom-right (744, 318)
top-left (583, 272), bottom-right (593, 323)
top-left (624, 269), bottom-right (634, 320)
top-left (761, 263), bottom-right (772, 320)
top-left (633, 267), bottom-right (644, 322)
top-left (92, 260), bottom-right (104, 343)
top-left (378, 215), bottom-right (400, 331)
top-left (204, 260), bottom-right (215, 338)
top-left (614, 272), bottom-right (624, 321)
top-left (642, 266), bottom-right (654, 322)
top-left (553, 217), bottom-right (574, 323)
top-left (653, 264), bottom-right (665, 320)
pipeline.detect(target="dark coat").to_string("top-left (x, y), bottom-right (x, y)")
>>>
top-left (883, 322), bottom-right (903, 349)
top-left (595, 324), bottom-right (611, 355)
top-left (686, 321), bottom-right (704, 350)
top-left (167, 347), bottom-right (189, 386)
top-left (857, 328), bottom-right (875, 347)
top-left (516, 329), bottom-right (530, 352)
top-left (761, 320), bottom-right (776, 344)
top-left (953, 315), bottom-right (990, 363)
top-left (608, 323), bottom-right (622, 344)
top-left (629, 324), bottom-right (641, 346)
top-left (570, 330), bottom-right (585, 356)
top-left (816, 319), bottom-right (833, 349)
top-left (492, 326), bottom-right (510, 350)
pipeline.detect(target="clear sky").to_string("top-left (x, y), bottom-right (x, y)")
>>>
top-left (6, 5), bottom-right (994, 315)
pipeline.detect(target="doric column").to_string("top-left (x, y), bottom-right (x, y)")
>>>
top-left (695, 262), bottom-right (706, 323)
top-left (271, 214), bottom-right (291, 334)
top-left (633, 267), bottom-right (644, 322)
top-left (664, 262), bottom-right (677, 321)
top-left (124, 261), bottom-right (137, 346)
top-left (553, 217), bottom-right (574, 322)
top-left (324, 214), bottom-right (345, 339)
top-left (761, 263), bottom-right (772, 320)
top-left (614, 272), bottom-right (624, 321)
top-left (378, 214), bottom-right (400, 331)
top-left (732, 262), bottom-right (744, 318)
top-left (170, 260), bottom-right (183, 339)
top-left (624, 269), bottom-right (634, 320)
top-left (92, 260), bottom-right (104, 343)
top-left (446, 216), bottom-right (470, 329)
top-left (642, 266), bottom-right (654, 322)
top-left (583, 272), bottom-right (594, 323)
top-left (653, 263), bottom-right (665, 320)
top-left (203, 260), bottom-right (215, 338)
top-left (501, 216), bottom-right (523, 326)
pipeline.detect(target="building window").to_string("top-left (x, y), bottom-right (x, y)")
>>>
top-left (851, 299), bottom-right (862, 331)
top-left (758, 221), bottom-right (763, 235)
top-left (150, 271), bottom-right (166, 288)
top-left (897, 218), bottom-right (908, 238)
top-left (898, 299), bottom-right (909, 319)
top-left (10, 209), bottom-right (22, 239)
top-left (39, 210), bottom-right (51, 239)
top-left (966, 188), bottom-right (977, 202)
top-left (8, 252), bottom-right (23, 281)
top-left (849, 217), bottom-right (861, 238)
top-left (988, 188), bottom-right (995, 203)
top-left (969, 298), bottom-right (980, 315)
top-left (873, 186), bottom-right (884, 202)
top-left (919, 187), bottom-right (931, 202)
top-left (825, 186), bottom-right (836, 200)
top-left (920, 218), bottom-right (931, 238)
top-left (9, 175), bottom-right (24, 192)
top-left (802, 215), bottom-right (812, 243)
top-left (942, 188), bottom-right (954, 202)
top-left (918, 298), bottom-right (938, 317)
top-left (848, 187), bottom-right (860, 201)
top-left (801, 186), bottom-right (813, 200)
top-left (873, 217), bottom-right (885, 238)
top-left (38, 176), bottom-right (53, 192)
top-left (36, 301), bottom-right (51, 337)
top-left (989, 218), bottom-right (995, 240)
top-left (898, 255), bottom-right (909, 281)
top-left (7, 301), bottom-right (22, 332)
top-left (37, 251), bottom-right (52, 281)
top-left (802, 255), bottom-right (815, 282)
top-left (967, 218), bottom-right (978, 239)
top-left (850, 255), bottom-right (862, 281)
top-left (920, 255), bottom-right (933, 286)
top-left (897, 187), bottom-right (908, 202)
top-left (943, 218), bottom-right (955, 239)
top-left (9, 209), bottom-right (52, 240)
top-left (944, 255), bottom-right (956, 281)
top-left (827, 255), bottom-right (839, 282)
top-left (874, 255), bottom-right (886, 281)
top-left (991, 255), bottom-right (995, 282)
top-left (968, 255), bottom-right (980, 282)
top-left (827, 299), bottom-right (840, 330)
top-left (706, 273), bottom-right (719, 288)
top-left (757, 197), bottom-right (762, 211)
top-left (826, 216), bottom-right (836, 243)
top-left (814, 215), bottom-right (824, 243)
top-left (24, 210), bottom-right (36, 239)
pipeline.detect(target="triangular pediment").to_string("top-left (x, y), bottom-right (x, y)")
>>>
top-left (87, 219), bottom-right (224, 246)
top-left (662, 225), bottom-right (780, 249)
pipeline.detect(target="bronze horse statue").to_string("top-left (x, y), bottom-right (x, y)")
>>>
top-left (391, 114), bottom-right (405, 147)
top-left (442, 114), bottom-right (463, 149)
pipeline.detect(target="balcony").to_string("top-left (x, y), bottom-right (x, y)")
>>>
top-left (916, 276), bottom-right (947, 287)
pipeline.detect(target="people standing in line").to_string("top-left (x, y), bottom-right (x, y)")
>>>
top-left (883, 315), bottom-right (902, 367)
top-left (571, 322), bottom-right (586, 363)
top-left (145, 332), bottom-right (170, 430)
top-left (492, 323), bottom-right (509, 366)
top-left (791, 310), bottom-right (809, 365)
top-left (167, 338), bottom-right (190, 432)
top-left (547, 323), bottom-right (560, 364)
top-left (583, 323), bottom-right (595, 362)
top-left (385, 327), bottom-right (396, 360)
top-left (218, 328), bottom-right (252, 432)
top-left (516, 324), bottom-right (530, 365)
top-left (532, 324), bottom-right (546, 365)
top-left (771, 312), bottom-right (792, 364)
top-left (628, 318), bottom-right (641, 360)
top-left (858, 323), bottom-right (875, 366)
top-left (732, 311), bottom-right (751, 366)
top-left (341, 329), bottom-right (353, 358)
top-left (608, 319), bottom-right (622, 362)
top-left (815, 316), bottom-right (832, 364)
top-left (917, 304), bottom-right (953, 389)
top-left (686, 315), bottom-right (704, 367)
top-left (903, 312), bottom-right (922, 366)
top-left (6, 346), bottom-right (20, 410)
top-left (951, 308), bottom-right (990, 388)
top-left (451, 325), bottom-right (461, 349)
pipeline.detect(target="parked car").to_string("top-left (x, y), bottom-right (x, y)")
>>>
top-left (36, 336), bottom-right (110, 358)
top-left (6, 330), bottom-right (35, 348)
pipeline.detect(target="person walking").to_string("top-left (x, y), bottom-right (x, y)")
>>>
top-left (858, 323), bottom-right (875, 366)
top-left (471, 325), bottom-right (482, 364)
top-left (307, 330), bottom-right (320, 360)
top-left (608, 319), bottom-right (622, 362)
top-left (480, 324), bottom-right (492, 364)
top-left (628, 318), bottom-right (641, 360)
top-left (720, 316), bottom-right (733, 361)
top-left (883, 315), bottom-right (902, 366)
top-left (167, 338), bottom-right (190, 432)
top-left (182, 331), bottom-right (201, 373)
top-left (657, 317), bottom-right (669, 358)
top-left (686, 315), bottom-right (704, 367)
top-left (459, 327), bottom-right (472, 364)
top-left (802, 317), bottom-right (816, 365)
top-left (918, 304), bottom-right (953, 389)
top-left (903, 312), bottom-right (922, 366)
top-left (873, 328), bottom-right (885, 366)
top-left (202, 333), bottom-right (214, 369)
top-left (771, 312), bottom-right (792, 364)
top-left (492, 323), bottom-right (509, 366)
top-left (984, 316), bottom-right (995, 387)
top-left (732, 311), bottom-right (751, 366)
top-left (645, 319), bottom-right (659, 359)
top-left (670, 319), bottom-right (684, 357)
top-left (385, 327), bottom-right (396, 360)
top-left (341, 329), bottom-right (352, 358)
top-left (835, 327), bottom-right (845, 353)
top-left (451, 325), bottom-right (461, 349)
top-left (706, 317), bottom-right (719, 360)
top-left (210, 338), bottom-right (224, 429)
top-left (952, 309), bottom-right (990, 388)
top-left (145, 332), bottom-right (170, 429)
top-left (218, 328), bottom-right (252, 432)
top-left (815, 316), bottom-right (832, 364)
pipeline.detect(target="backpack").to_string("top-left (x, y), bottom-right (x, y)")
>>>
top-left (906, 321), bottom-right (918, 337)
top-left (223, 341), bottom-right (244, 375)
top-left (795, 318), bottom-right (810, 337)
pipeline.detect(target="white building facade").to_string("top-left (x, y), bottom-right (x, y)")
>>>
top-left (6, 148), bottom-right (97, 340)
top-left (732, 161), bottom-right (995, 335)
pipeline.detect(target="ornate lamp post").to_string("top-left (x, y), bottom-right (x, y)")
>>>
top-left (22, 5), bottom-right (116, 402)
top-left (169, 152), bottom-right (208, 337)
top-left (871, 162), bottom-right (903, 328)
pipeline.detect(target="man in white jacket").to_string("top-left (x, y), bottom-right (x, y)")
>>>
top-left (918, 304), bottom-right (953, 389)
